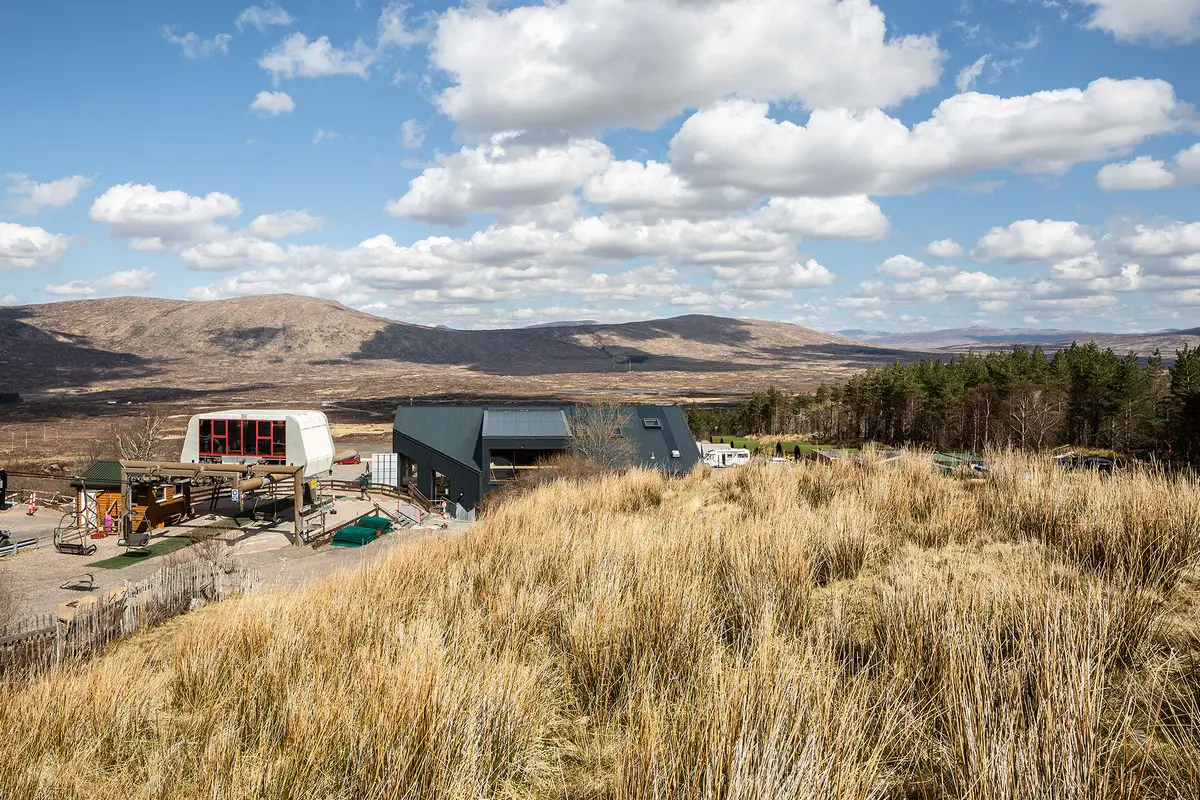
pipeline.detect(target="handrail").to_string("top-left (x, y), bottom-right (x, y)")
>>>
top-left (406, 483), bottom-right (433, 512)
top-left (319, 479), bottom-right (432, 512)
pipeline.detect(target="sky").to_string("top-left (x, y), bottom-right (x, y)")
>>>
top-left (1, 0), bottom-right (1199, 333)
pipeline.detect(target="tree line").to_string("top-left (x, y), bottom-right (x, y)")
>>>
top-left (687, 343), bottom-right (1200, 463)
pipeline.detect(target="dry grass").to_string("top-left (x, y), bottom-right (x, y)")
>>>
top-left (3, 453), bottom-right (1200, 798)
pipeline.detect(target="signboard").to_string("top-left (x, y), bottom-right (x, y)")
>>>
top-left (230, 488), bottom-right (240, 503)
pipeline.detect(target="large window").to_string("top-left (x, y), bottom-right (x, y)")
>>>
top-left (198, 419), bottom-right (286, 459)
top-left (487, 449), bottom-right (562, 483)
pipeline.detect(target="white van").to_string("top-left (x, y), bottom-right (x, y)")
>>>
top-left (704, 448), bottom-right (751, 468)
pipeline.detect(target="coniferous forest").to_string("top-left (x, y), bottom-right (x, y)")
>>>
top-left (687, 344), bottom-right (1200, 464)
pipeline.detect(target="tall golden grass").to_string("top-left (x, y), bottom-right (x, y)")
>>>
top-left (3, 452), bottom-right (1200, 799)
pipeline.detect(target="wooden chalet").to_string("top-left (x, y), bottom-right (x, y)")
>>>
top-left (71, 460), bottom-right (190, 533)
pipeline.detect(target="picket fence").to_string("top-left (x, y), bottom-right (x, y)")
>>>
top-left (0, 558), bottom-right (260, 677)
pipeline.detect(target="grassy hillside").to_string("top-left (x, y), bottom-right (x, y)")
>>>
top-left (3, 456), bottom-right (1200, 798)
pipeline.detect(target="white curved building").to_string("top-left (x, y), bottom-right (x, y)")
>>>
top-left (180, 410), bottom-right (336, 478)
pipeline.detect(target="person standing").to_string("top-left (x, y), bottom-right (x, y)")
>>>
top-left (103, 511), bottom-right (114, 538)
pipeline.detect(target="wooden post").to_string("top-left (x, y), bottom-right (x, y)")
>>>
top-left (293, 467), bottom-right (303, 544)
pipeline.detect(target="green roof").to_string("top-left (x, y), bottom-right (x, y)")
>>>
top-left (70, 460), bottom-right (123, 490)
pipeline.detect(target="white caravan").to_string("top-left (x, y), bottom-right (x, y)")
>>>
top-left (703, 448), bottom-right (751, 468)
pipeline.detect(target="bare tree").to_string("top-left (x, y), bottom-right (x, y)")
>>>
top-left (570, 403), bottom-right (637, 470)
top-left (1009, 384), bottom-right (1062, 450)
top-left (114, 411), bottom-right (172, 462)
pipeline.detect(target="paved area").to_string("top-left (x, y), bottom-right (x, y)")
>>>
top-left (0, 478), bottom-right (464, 623)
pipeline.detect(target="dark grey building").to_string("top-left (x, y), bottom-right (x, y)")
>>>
top-left (392, 404), bottom-right (699, 509)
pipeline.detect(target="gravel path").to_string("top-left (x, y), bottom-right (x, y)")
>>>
top-left (0, 493), bottom-right (468, 624)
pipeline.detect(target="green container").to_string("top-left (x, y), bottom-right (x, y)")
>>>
top-left (331, 526), bottom-right (379, 547)
top-left (357, 516), bottom-right (393, 532)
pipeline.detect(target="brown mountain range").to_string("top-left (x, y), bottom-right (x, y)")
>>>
top-left (0, 295), bottom-right (907, 403)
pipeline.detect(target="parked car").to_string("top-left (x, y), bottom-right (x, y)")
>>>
top-left (336, 453), bottom-right (361, 465)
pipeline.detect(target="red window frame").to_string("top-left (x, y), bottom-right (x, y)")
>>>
top-left (198, 418), bottom-right (286, 459)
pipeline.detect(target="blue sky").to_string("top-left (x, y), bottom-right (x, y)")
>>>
top-left (1, 0), bottom-right (1198, 332)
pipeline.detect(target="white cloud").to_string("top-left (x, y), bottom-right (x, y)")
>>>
top-left (925, 238), bottom-right (964, 259)
top-left (955, 55), bottom-right (990, 92)
top-left (43, 268), bottom-right (156, 297)
top-left (1096, 155), bottom-right (1175, 190)
top-left (0, 293), bottom-right (18, 305)
top-left (89, 183), bottom-right (241, 250)
top-left (1081, 0), bottom-right (1200, 44)
top-left (387, 136), bottom-right (611, 225)
top-left (399, 119), bottom-right (425, 149)
top-left (877, 255), bottom-right (929, 280)
top-left (247, 210), bottom-right (323, 239)
top-left (180, 237), bottom-right (293, 272)
top-left (236, 3), bottom-right (295, 33)
top-left (431, 0), bottom-right (943, 134)
top-left (1179, 144), bottom-right (1200, 178)
top-left (849, 262), bottom-right (1019, 306)
top-left (0, 222), bottom-right (69, 270)
top-left (260, 32), bottom-right (374, 79)
top-left (1096, 143), bottom-right (1200, 190)
top-left (669, 78), bottom-right (1187, 197)
top-left (249, 90), bottom-right (295, 116)
top-left (753, 196), bottom-right (890, 240)
top-left (713, 259), bottom-right (836, 295)
top-left (1048, 253), bottom-right (1113, 281)
top-left (566, 216), bottom-right (791, 265)
top-left (6, 174), bottom-right (91, 214)
top-left (377, 2), bottom-right (425, 47)
top-left (162, 27), bottom-right (232, 59)
top-left (181, 207), bottom-right (812, 305)
top-left (582, 160), bottom-right (756, 222)
top-left (1111, 219), bottom-right (1200, 258)
top-left (313, 130), bottom-right (341, 144)
top-left (257, 4), bottom-right (421, 81)
top-left (972, 219), bottom-right (1096, 262)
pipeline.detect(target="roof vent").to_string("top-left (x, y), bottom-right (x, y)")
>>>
top-left (642, 418), bottom-right (662, 429)
top-left (671, 450), bottom-right (681, 458)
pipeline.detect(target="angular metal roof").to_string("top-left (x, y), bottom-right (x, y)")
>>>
top-left (621, 405), bottom-right (700, 474)
top-left (394, 403), bottom-right (699, 475)
top-left (482, 408), bottom-right (571, 439)
top-left (393, 406), bottom-right (485, 472)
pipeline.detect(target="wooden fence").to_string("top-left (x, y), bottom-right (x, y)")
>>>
top-left (0, 558), bottom-right (260, 678)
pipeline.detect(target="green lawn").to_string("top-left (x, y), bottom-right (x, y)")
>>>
top-left (86, 535), bottom-right (195, 570)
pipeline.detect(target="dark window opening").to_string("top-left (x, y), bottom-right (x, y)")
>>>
top-left (487, 449), bottom-right (563, 483)
top-left (642, 418), bottom-right (662, 429)
top-left (433, 470), bottom-right (451, 500)
top-left (197, 418), bottom-right (287, 459)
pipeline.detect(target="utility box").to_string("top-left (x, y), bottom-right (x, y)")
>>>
top-left (370, 453), bottom-right (398, 488)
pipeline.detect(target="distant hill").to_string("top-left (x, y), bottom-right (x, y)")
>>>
top-left (0, 295), bottom-right (895, 398)
top-left (844, 326), bottom-right (1088, 349)
top-left (845, 325), bottom-right (1199, 355)
top-left (524, 320), bottom-right (600, 328)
